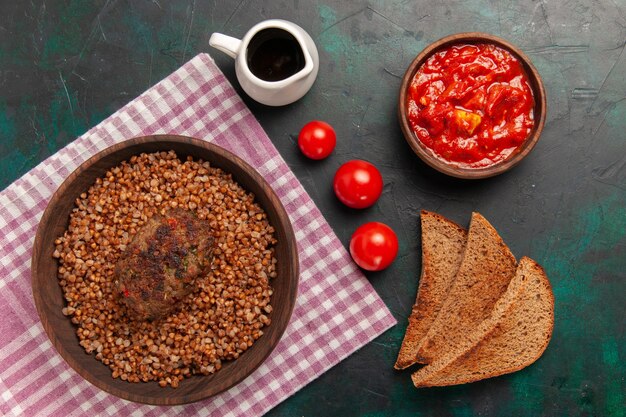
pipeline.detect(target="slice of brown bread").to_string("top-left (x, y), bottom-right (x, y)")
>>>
top-left (415, 212), bottom-right (517, 364)
top-left (394, 211), bottom-right (467, 370)
top-left (412, 257), bottom-right (554, 387)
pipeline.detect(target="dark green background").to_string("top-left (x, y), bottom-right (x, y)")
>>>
top-left (1, 1), bottom-right (624, 416)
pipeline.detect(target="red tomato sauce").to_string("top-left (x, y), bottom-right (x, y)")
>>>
top-left (407, 43), bottom-right (535, 168)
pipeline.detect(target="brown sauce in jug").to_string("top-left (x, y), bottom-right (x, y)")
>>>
top-left (246, 28), bottom-right (305, 82)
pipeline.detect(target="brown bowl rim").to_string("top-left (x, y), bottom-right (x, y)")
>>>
top-left (398, 32), bottom-right (547, 179)
top-left (31, 134), bottom-right (299, 405)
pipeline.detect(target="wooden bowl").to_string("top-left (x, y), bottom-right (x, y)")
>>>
top-left (398, 32), bottom-right (546, 179)
top-left (31, 135), bottom-right (299, 405)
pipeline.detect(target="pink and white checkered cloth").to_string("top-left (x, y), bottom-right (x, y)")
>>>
top-left (0, 54), bottom-right (396, 416)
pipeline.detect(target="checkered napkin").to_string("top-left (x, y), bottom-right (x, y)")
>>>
top-left (0, 54), bottom-right (396, 416)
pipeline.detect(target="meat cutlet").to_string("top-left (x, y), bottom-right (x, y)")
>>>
top-left (115, 209), bottom-right (215, 321)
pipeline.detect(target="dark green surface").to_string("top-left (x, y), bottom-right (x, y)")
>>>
top-left (1, 1), bottom-right (624, 416)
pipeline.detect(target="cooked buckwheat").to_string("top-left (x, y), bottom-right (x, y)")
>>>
top-left (54, 151), bottom-right (277, 387)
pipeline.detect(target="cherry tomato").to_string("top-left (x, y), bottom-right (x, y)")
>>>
top-left (349, 222), bottom-right (399, 271)
top-left (298, 120), bottom-right (336, 160)
top-left (333, 160), bottom-right (383, 209)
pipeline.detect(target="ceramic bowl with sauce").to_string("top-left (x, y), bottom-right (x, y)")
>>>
top-left (398, 33), bottom-right (546, 179)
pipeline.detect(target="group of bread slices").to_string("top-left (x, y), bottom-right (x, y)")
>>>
top-left (395, 211), bottom-right (555, 387)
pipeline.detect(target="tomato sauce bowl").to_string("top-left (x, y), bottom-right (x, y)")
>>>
top-left (398, 33), bottom-right (546, 179)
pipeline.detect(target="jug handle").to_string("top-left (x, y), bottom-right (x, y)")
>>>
top-left (209, 33), bottom-right (242, 59)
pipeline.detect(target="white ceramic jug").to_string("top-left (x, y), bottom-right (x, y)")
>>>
top-left (209, 19), bottom-right (319, 106)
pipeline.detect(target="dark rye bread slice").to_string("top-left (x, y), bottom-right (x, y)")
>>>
top-left (412, 257), bottom-right (554, 387)
top-left (394, 211), bottom-right (467, 370)
top-left (415, 212), bottom-right (517, 364)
